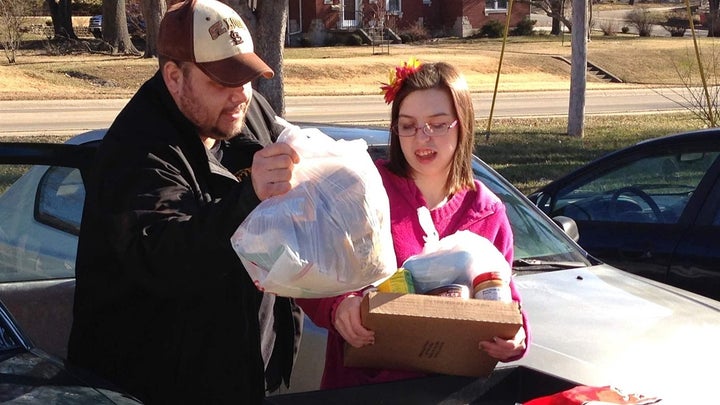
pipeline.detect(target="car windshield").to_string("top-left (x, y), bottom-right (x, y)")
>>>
top-left (365, 140), bottom-right (591, 273)
top-left (469, 157), bottom-right (591, 272)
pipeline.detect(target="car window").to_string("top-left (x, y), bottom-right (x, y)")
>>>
top-left (471, 158), bottom-right (587, 266)
top-left (552, 151), bottom-right (720, 224)
top-left (36, 166), bottom-right (84, 235)
top-left (0, 164), bottom-right (81, 282)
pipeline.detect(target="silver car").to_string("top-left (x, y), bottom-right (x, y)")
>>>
top-left (0, 127), bottom-right (717, 404)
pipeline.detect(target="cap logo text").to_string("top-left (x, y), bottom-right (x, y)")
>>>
top-left (208, 17), bottom-right (246, 45)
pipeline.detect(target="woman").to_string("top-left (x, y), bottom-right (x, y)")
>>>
top-left (297, 59), bottom-right (529, 390)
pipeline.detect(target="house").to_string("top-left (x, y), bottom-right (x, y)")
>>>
top-left (287, 0), bottom-right (531, 45)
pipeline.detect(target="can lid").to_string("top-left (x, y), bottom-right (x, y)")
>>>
top-left (472, 271), bottom-right (505, 286)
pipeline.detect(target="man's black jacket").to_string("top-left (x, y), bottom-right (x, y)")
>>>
top-left (68, 71), bottom-right (302, 404)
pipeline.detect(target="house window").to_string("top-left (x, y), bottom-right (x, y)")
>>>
top-left (486, 0), bottom-right (507, 11)
top-left (387, 0), bottom-right (401, 14)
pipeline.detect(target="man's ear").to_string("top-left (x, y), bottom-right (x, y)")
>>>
top-left (162, 61), bottom-right (183, 96)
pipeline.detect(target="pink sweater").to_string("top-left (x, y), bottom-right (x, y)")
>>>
top-left (297, 160), bottom-right (529, 389)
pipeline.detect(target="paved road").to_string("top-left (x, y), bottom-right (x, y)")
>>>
top-left (0, 87), bottom-right (692, 136)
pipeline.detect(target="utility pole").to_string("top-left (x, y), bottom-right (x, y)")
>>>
top-left (568, 0), bottom-right (587, 137)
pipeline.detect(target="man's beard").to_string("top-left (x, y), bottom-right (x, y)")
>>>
top-left (178, 83), bottom-right (248, 141)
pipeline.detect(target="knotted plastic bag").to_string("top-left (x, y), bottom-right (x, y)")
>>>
top-left (402, 207), bottom-right (511, 293)
top-left (230, 121), bottom-right (396, 298)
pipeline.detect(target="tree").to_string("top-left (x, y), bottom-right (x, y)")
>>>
top-left (529, 0), bottom-right (572, 34)
top-left (139, 0), bottom-right (165, 58)
top-left (226, 0), bottom-right (288, 116)
top-left (0, 0), bottom-right (30, 63)
top-left (709, 0), bottom-right (720, 37)
top-left (568, 0), bottom-right (587, 137)
top-left (46, 0), bottom-right (79, 39)
top-left (252, 0), bottom-right (287, 116)
top-left (102, 0), bottom-right (140, 55)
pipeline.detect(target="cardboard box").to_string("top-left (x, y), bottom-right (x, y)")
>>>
top-left (344, 292), bottom-right (522, 378)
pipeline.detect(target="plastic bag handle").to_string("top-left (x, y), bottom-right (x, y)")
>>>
top-left (417, 206), bottom-right (439, 251)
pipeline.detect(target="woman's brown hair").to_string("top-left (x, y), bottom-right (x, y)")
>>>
top-left (386, 62), bottom-right (476, 195)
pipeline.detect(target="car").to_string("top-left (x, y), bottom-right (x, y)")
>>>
top-left (0, 299), bottom-right (142, 403)
top-left (527, 128), bottom-right (720, 301)
top-left (87, 15), bottom-right (146, 40)
top-left (0, 126), bottom-right (718, 404)
top-left (89, 15), bottom-right (103, 38)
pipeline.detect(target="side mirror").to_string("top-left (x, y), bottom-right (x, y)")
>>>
top-left (552, 216), bottom-right (579, 242)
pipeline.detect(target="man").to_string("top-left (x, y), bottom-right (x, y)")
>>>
top-left (67, 0), bottom-right (303, 403)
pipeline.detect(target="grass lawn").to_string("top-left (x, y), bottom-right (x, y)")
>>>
top-left (1, 33), bottom-right (717, 193)
top-left (479, 112), bottom-right (708, 194)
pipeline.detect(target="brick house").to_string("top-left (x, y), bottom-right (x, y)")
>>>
top-left (288, 0), bottom-right (531, 43)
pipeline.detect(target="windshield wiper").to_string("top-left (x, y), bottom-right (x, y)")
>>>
top-left (512, 258), bottom-right (586, 272)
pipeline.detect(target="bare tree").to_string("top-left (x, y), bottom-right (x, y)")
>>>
top-left (45, 0), bottom-right (79, 39)
top-left (668, 40), bottom-right (719, 126)
top-left (253, 0), bottom-right (287, 116)
top-left (103, 0), bottom-right (140, 55)
top-left (0, 0), bottom-right (30, 63)
top-left (226, 0), bottom-right (288, 116)
top-left (707, 0), bottom-right (718, 37)
top-left (140, 0), bottom-right (165, 57)
top-left (528, 0), bottom-right (572, 34)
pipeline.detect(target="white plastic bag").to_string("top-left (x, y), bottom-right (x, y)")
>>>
top-left (230, 121), bottom-right (396, 298)
top-left (402, 207), bottom-right (511, 293)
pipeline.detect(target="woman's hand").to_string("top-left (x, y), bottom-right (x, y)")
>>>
top-left (479, 327), bottom-right (526, 361)
top-left (333, 295), bottom-right (375, 348)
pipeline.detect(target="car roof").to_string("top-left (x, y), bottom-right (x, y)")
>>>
top-left (530, 127), bottom-right (720, 196)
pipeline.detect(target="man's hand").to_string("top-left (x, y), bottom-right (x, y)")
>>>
top-left (251, 143), bottom-right (300, 201)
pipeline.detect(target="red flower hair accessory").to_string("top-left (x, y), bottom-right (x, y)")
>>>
top-left (380, 57), bottom-right (421, 104)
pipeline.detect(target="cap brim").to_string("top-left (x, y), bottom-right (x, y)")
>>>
top-left (197, 52), bottom-right (274, 87)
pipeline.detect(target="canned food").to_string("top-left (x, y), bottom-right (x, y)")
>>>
top-left (472, 271), bottom-right (512, 301)
top-left (424, 284), bottom-right (470, 299)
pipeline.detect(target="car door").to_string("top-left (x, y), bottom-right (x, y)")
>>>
top-left (536, 145), bottom-right (720, 290)
top-left (0, 142), bottom-right (96, 360)
top-left (668, 158), bottom-right (720, 300)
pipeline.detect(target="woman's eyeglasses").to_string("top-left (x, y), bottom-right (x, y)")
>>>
top-left (393, 120), bottom-right (458, 137)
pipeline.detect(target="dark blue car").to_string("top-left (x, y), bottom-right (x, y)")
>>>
top-left (528, 128), bottom-right (720, 300)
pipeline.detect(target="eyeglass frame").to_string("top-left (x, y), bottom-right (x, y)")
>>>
top-left (392, 119), bottom-right (459, 137)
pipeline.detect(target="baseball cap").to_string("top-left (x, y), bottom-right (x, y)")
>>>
top-left (158, 0), bottom-right (274, 87)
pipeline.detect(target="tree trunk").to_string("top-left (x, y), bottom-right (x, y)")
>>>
top-left (140, 0), bottom-right (165, 58)
top-left (708, 0), bottom-right (719, 37)
top-left (103, 0), bottom-right (140, 55)
top-left (551, 18), bottom-right (561, 35)
top-left (568, 0), bottom-right (587, 138)
top-left (226, 0), bottom-right (287, 117)
top-left (253, 0), bottom-right (288, 117)
top-left (45, 0), bottom-right (78, 40)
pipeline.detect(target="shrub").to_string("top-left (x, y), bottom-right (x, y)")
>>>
top-left (398, 22), bottom-right (429, 43)
top-left (660, 10), bottom-right (699, 37)
top-left (345, 33), bottom-right (363, 46)
top-left (598, 19), bottom-right (618, 36)
top-left (626, 8), bottom-right (663, 37)
top-left (621, 25), bottom-right (630, 34)
top-left (511, 17), bottom-right (536, 36)
top-left (480, 20), bottom-right (504, 38)
top-left (72, 0), bottom-right (102, 15)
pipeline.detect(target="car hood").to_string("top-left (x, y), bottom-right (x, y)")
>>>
top-left (0, 350), bottom-right (142, 404)
top-left (508, 264), bottom-right (720, 404)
